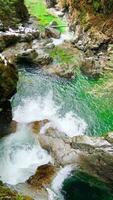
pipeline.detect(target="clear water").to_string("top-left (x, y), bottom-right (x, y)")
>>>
top-left (0, 66), bottom-right (113, 199)
top-left (12, 68), bottom-right (113, 136)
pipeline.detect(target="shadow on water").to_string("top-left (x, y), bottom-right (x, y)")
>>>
top-left (62, 172), bottom-right (113, 200)
top-left (0, 101), bottom-right (13, 138)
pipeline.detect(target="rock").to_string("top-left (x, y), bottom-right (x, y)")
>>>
top-left (45, 43), bottom-right (55, 49)
top-left (0, 181), bottom-right (32, 200)
top-left (38, 127), bottom-right (113, 189)
top-left (43, 63), bottom-right (76, 78)
top-left (16, 49), bottom-right (38, 63)
top-left (2, 42), bottom-right (30, 64)
top-left (0, 55), bottom-right (18, 103)
top-left (80, 56), bottom-right (104, 78)
top-left (105, 132), bottom-right (113, 144)
top-left (46, 0), bottom-right (57, 8)
top-left (0, 101), bottom-right (12, 138)
top-left (49, 21), bottom-right (58, 28)
top-left (27, 164), bottom-right (56, 190)
top-left (34, 51), bottom-right (53, 66)
top-left (30, 119), bottom-right (49, 134)
top-left (0, 20), bottom-right (4, 31)
top-left (45, 27), bottom-right (61, 39)
top-left (0, 0), bottom-right (29, 29)
top-left (0, 32), bottom-right (21, 52)
top-left (38, 128), bottom-right (78, 166)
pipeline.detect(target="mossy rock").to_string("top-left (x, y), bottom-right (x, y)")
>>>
top-left (0, 183), bottom-right (32, 200)
top-left (0, 0), bottom-right (29, 29)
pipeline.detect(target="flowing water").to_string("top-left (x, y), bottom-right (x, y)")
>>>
top-left (0, 65), bottom-right (113, 199)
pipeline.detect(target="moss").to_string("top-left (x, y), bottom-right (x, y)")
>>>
top-left (25, 0), bottom-right (66, 32)
top-left (0, 182), bottom-right (32, 200)
top-left (49, 46), bottom-right (79, 65)
top-left (0, 0), bottom-right (28, 28)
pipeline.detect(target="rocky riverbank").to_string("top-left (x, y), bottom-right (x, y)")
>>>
top-left (1, 0), bottom-right (113, 199)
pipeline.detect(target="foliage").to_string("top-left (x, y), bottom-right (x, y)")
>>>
top-left (25, 0), bottom-right (66, 32)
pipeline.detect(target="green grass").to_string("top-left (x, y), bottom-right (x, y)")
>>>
top-left (25, 0), bottom-right (66, 32)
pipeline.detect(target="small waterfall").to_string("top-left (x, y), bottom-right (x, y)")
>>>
top-left (0, 123), bottom-right (51, 185)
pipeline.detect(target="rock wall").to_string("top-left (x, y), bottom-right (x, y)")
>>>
top-left (0, 0), bottom-right (29, 29)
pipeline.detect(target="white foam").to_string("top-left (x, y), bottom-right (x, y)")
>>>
top-left (52, 30), bottom-right (74, 46)
top-left (49, 165), bottom-right (73, 200)
top-left (13, 93), bottom-right (87, 137)
top-left (0, 124), bottom-right (52, 185)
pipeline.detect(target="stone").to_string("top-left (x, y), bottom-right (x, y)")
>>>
top-left (27, 164), bottom-right (56, 190)
top-left (43, 63), bottom-right (76, 78)
top-left (0, 20), bottom-right (4, 31)
top-left (38, 127), bottom-right (113, 189)
top-left (45, 27), bottom-right (61, 39)
top-left (0, 55), bottom-right (18, 103)
top-left (0, 0), bottom-right (29, 29)
top-left (46, 0), bottom-right (57, 8)
top-left (105, 132), bottom-right (113, 144)
top-left (30, 119), bottom-right (49, 134)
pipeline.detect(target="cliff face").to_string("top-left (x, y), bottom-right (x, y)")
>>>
top-left (0, 0), bottom-right (29, 29)
top-left (59, 0), bottom-right (113, 40)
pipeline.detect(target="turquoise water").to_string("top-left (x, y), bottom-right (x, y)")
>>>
top-left (62, 172), bottom-right (113, 200)
top-left (12, 67), bottom-right (113, 136)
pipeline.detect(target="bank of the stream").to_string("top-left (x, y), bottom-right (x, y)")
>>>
top-left (25, 0), bottom-right (66, 32)
top-left (1, 0), bottom-right (113, 199)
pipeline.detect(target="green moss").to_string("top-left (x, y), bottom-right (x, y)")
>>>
top-left (0, 183), bottom-right (32, 200)
top-left (25, 0), bottom-right (66, 32)
top-left (49, 46), bottom-right (80, 65)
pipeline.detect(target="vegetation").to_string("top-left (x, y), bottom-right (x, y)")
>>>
top-left (25, 0), bottom-right (66, 32)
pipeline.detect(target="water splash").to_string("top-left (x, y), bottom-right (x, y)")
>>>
top-left (13, 92), bottom-right (87, 137)
top-left (48, 165), bottom-right (73, 200)
top-left (0, 124), bottom-right (52, 185)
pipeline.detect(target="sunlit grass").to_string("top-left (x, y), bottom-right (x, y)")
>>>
top-left (25, 0), bottom-right (66, 32)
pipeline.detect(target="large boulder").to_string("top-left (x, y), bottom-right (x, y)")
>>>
top-left (0, 55), bottom-right (18, 103)
top-left (38, 127), bottom-right (113, 189)
top-left (0, 0), bottom-right (29, 29)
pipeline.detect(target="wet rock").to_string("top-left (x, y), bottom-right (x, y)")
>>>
top-left (30, 119), bottom-right (49, 134)
top-left (105, 132), bottom-right (113, 144)
top-left (27, 164), bottom-right (56, 190)
top-left (0, 55), bottom-right (18, 102)
top-left (38, 128), bottom-right (78, 166)
top-left (0, 20), bottom-right (4, 31)
top-left (44, 63), bottom-right (76, 78)
top-left (38, 127), bottom-right (113, 189)
top-left (45, 27), bottom-right (61, 39)
top-left (0, 101), bottom-right (12, 138)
